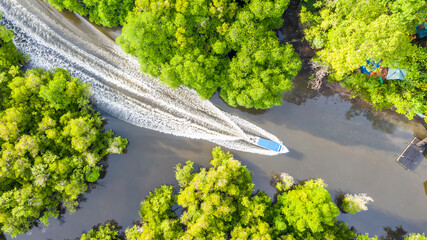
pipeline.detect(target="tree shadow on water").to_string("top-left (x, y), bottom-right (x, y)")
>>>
top-left (332, 190), bottom-right (419, 239)
top-left (339, 203), bottom-right (427, 237)
top-left (380, 226), bottom-right (407, 240)
top-left (345, 103), bottom-right (398, 135)
top-left (283, 71), bottom-right (321, 106)
top-left (333, 190), bottom-right (347, 214)
top-left (352, 225), bottom-right (410, 240)
top-left (285, 147), bottom-right (304, 160)
top-left (234, 106), bottom-right (268, 115)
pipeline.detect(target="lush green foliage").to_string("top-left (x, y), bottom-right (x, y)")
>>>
top-left (77, 147), bottom-right (425, 240)
top-left (0, 24), bottom-right (128, 237)
top-left (0, 26), bottom-right (24, 74)
top-left (406, 234), bottom-right (427, 240)
top-left (126, 147), bottom-right (357, 239)
top-left (341, 72), bottom-right (427, 118)
top-left (45, 0), bottom-right (134, 27)
top-left (79, 222), bottom-right (121, 240)
top-left (273, 179), bottom-right (355, 239)
top-left (117, 0), bottom-right (302, 109)
top-left (300, 0), bottom-right (427, 119)
top-left (357, 233), bottom-right (427, 240)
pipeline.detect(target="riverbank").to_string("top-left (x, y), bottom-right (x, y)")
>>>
top-left (279, 0), bottom-right (427, 133)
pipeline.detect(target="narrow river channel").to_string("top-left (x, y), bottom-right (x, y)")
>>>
top-left (2, 1), bottom-right (427, 239)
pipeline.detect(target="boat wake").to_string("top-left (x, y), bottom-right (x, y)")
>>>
top-left (0, 0), bottom-right (285, 155)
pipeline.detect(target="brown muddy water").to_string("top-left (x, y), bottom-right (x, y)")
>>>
top-left (4, 1), bottom-right (427, 239)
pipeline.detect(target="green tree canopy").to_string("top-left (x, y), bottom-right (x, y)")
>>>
top-left (272, 179), bottom-right (355, 239)
top-left (125, 147), bottom-right (357, 239)
top-left (357, 232), bottom-right (427, 240)
top-left (300, 0), bottom-right (427, 119)
top-left (0, 24), bottom-right (128, 237)
top-left (44, 0), bottom-right (134, 27)
top-left (79, 222), bottom-right (123, 240)
top-left (0, 24), bottom-right (24, 74)
top-left (0, 17), bottom-right (26, 110)
top-left (74, 147), bottom-right (425, 240)
top-left (117, 0), bottom-right (301, 109)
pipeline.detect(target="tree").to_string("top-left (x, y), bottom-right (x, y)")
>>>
top-left (0, 24), bottom-right (24, 73)
top-left (0, 25), bottom-right (128, 237)
top-left (273, 179), bottom-right (355, 239)
top-left (44, 0), bottom-right (134, 27)
top-left (79, 221), bottom-right (123, 240)
top-left (117, 0), bottom-right (301, 109)
top-left (0, 15), bottom-right (26, 110)
top-left (357, 233), bottom-right (379, 240)
top-left (300, 0), bottom-right (427, 119)
top-left (275, 172), bottom-right (295, 192)
top-left (129, 185), bottom-right (182, 239)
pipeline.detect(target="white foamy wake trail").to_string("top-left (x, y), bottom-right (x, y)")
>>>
top-left (0, 0), bottom-right (284, 155)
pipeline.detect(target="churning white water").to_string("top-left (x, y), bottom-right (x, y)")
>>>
top-left (0, 0), bottom-right (286, 155)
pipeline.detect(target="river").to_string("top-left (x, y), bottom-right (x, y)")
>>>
top-left (2, 1), bottom-right (427, 239)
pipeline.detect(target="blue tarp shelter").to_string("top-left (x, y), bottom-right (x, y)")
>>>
top-left (386, 68), bottom-right (407, 80)
top-left (361, 60), bottom-right (381, 74)
top-left (417, 113), bottom-right (425, 118)
top-left (416, 22), bottom-right (427, 39)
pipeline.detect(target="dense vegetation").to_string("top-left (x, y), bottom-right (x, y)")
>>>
top-left (117, 0), bottom-right (302, 109)
top-left (44, 0), bottom-right (134, 27)
top-left (79, 221), bottom-right (123, 240)
top-left (300, 0), bottom-right (427, 119)
top-left (78, 218), bottom-right (427, 240)
top-left (81, 147), bottom-right (423, 240)
top-left (0, 20), bottom-right (127, 237)
top-left (45, 0), bottom-right (302, 109)
top-left (45, 0), bottom-right (427, 117)
top-left (123, 147), bottom-right (353, 239)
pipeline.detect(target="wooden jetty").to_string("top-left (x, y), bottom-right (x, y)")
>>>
top-left (395, 137), bottom-right (426, 170)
